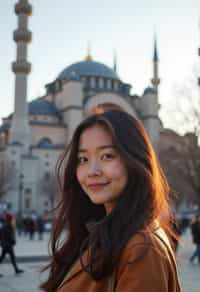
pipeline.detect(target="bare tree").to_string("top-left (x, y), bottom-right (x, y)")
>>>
top-left (159, 132), bottom-right (200, 208)
top-left (179, 134), bottom-right (200, 206)
top-left (0, 160), bottom-right (16, 200)
top-left (39, 171), bottom-right (59, 209)
top-left (160, 71), bottom-right (200, 207)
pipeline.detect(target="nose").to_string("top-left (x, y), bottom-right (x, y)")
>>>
top-left (87, 160), bottom-right (102, 177)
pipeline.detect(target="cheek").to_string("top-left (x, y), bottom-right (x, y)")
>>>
top-left (107, 161), bottom-right (128, 181)
top-left (76, 167), bottom-right (84, 185)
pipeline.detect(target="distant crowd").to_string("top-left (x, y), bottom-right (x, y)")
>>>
top-left (0, 212), bottom-right (47, 241)
top-left (16, 213), bottom-right (46, 240)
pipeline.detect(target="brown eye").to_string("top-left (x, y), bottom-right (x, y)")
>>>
top-left (77, 157), bottom-right (88, 164)
top-left (101, 153), bottom-right (115, 161)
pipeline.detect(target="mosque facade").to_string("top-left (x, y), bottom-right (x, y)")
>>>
top-left (0, 0), bottom-right (161, 215)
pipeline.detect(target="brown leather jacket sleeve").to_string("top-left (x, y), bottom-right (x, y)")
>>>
top-left (115, 243), bottom-right (180, 292)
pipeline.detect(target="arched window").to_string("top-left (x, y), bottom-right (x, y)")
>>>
top-left (38, 137), bottom-right (52, 147)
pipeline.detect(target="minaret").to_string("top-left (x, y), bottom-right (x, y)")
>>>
top-left (85, 41), bottom-right (93, 61)
top-left (9, 0), bottom-right (32, 152)
top-left (113, 50), bottom-right (117, 73)
top-left (198, 47), bottom-right (200, 87)
top-left (151, 36), bottom-right (160, 93)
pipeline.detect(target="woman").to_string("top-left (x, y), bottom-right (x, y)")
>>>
top-left (41, 110), bottom-right (181, 291)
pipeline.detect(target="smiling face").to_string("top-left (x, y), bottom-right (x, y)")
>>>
top-left (76, 124), bottom-right (128, 214)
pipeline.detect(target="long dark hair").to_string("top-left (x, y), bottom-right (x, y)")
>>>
top-left (41, 110), bottom-right (172, 291)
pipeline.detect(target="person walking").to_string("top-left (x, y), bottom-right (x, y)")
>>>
top-left (41, 109), bottom-right (181, 291)
top-left (37, 216), bottom-right (45, 240)
top-left (27, 216), bottom-right (36, 240)
top-left (0, 216), bottom-right (4, 277)
top-left (0, 213), bottom-right (24, 275)
top-left (190, 214), bottom-right (200, 264)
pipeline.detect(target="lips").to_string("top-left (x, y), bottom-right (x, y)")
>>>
top-left (87, 182), bottom-right (110, 191)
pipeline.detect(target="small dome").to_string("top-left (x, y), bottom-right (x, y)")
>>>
top-left (143, 87), bottom-right (157, 95)
top-left (58, 60), bottom-right (119, 80)
top-left (0, 123), bottom-right (10, 133)
top-left (38, 137), bottom-right (53, 147)
top-left (37, 138), bottom-right (65, 149)
top-left (29, 99), bottom-right (59, 115)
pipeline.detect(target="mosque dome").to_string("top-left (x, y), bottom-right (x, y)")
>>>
top-left (28, 98), bottom-right (59, 115)
top-left (143, 87), bottom-right (157, 95)
top-left (58, 59), bottom-right (119, 81)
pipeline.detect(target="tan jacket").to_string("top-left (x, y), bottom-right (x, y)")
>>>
top-left (57, 227), bottom-right (181, 292)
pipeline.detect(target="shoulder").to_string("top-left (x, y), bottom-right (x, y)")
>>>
top-left (118, 225), bottom-right (174, 273)
top-left (115, 226), bottom-right (181, 291)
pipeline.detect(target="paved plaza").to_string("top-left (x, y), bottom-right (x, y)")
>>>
top-left (0, 229), bottom-right (199, 291)
top-left (176, 229), bottom-right (200, 292)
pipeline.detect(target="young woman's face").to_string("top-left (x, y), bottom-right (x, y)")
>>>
top-left (76, 124), bottom-right (128, 214)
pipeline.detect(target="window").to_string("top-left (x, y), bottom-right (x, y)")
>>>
top-left (24, 188), bottom-right (32, 209)
top-left (25, 197), bottom-right (31, 209)
top-left (11, 160), bottom-right (16, 167)
top-left (25, 188), bottom-right (32, 195)
top-left (99, 78), bottom-right (104, 89)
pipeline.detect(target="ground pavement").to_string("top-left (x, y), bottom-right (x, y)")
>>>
top-left (0, 229), bottom-right (199, 291)
top-left (177, 229), bottom-right (200, 292)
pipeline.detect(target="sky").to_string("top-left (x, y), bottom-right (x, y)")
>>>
top-left (0, 0), bottom-right (200, 132)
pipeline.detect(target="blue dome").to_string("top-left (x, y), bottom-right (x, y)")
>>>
top-left (58, 60), bottom-right (119, 80)
top-left (0, 123), bottom-right (10, 133)
top-left (143, 87), bottom-right (157, 95)
top-left (29, 99), bottom-right (59, 115)
top-left (38, 137), bottom-right (53, 147)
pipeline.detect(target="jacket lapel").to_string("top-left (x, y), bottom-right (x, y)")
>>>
top-left (58, 249), bottom-right (90, 289)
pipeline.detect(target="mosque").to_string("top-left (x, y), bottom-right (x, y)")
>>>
top-left (0, 0), bottom-right (161, 215)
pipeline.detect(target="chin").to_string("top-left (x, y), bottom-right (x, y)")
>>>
top-left (88, 194), bottom-right (107, 205)
top-left (90, 198), bottom-right (106, 205)
top-left (90, 194), bottom-right (114, 206)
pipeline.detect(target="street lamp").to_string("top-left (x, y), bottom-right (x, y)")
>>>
top-left (18, 173), bottom-right (24, 217)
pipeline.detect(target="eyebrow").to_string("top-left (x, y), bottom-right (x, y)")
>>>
top-left (78, 144), bottom-right (116, 153)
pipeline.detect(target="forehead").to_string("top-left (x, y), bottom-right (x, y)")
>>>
top-left (78, 124), bottom-right (113, 149)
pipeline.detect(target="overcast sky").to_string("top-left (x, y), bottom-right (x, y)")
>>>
top-left (0, 0), bottom-right (200, 131)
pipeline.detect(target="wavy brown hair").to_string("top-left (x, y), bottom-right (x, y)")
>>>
top-left (41, 110), bottom-right (174, 291)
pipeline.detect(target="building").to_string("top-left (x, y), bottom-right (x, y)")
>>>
top-left (0, 0), bottom-right (161, 215)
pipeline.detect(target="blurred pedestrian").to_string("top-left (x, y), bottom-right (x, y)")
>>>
top-left (27, 216), bottom-right (36, 240)
top-left (0, 213), bottom-right (24, 275)
top-left (179, 216), bottom-right (190, 234)
top-left (0, 216), bottom-right (4, 277)
top-left (190, 214), bottom-right (200, 264)
top-left (37, 216), bottom-right (45, 240)
top-left (16, 215), bottom-right (24, 236)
